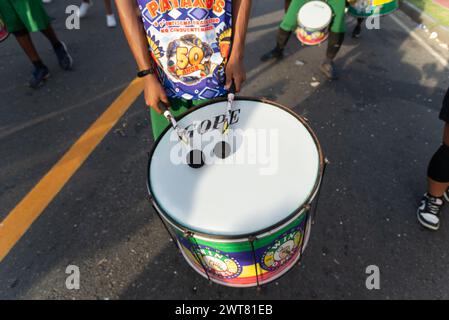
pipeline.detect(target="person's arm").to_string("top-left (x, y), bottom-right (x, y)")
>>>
top-left (115, 0), bottom-right (168, 113)
top-left (226, 0), bottom-right (252, 92)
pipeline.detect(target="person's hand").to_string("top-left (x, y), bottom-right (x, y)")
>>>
top-left (225, 56), bottom-right (246, 93)
top-left (143, 75), bottom-right (169, 113)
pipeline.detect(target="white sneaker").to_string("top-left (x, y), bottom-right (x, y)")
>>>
top-left (42, 0), bottom-right (52, 3)
top-left (78, 1), bottom-right (93, 18)
top-left (106, 14), bottom-right (117, 28)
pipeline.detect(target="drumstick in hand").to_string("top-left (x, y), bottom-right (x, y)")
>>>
top-left (159, 102), bottom-right (205, 169)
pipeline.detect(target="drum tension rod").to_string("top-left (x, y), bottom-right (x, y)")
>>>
top-left (184, 230), bottom-right (212, 282)
top-left (248, 235), bottom-right (260, 288)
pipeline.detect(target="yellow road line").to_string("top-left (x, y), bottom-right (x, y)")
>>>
top-left (0, 77), bottom-right (144, 263)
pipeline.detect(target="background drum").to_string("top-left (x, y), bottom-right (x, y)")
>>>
top-left (348, 0), bottom-right (398, 17)
top-left (147, 98), bottom-right (325, 287)
top-left (0, 18), bottom-right (9, 43)
top-left (296, 1), bottom-right (333, 46)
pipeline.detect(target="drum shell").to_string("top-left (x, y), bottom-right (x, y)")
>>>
top-left (147, 97), bottom-right (325, 287)
top-left (296, 24), bottom-right (330, 46)
top-left (152, 198), bottom-right (314, 287)
top-left (348, 0), bottom-right (398, 17)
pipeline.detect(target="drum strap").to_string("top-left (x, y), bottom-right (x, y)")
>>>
top-left (249, 236), bottom-right (260, 287)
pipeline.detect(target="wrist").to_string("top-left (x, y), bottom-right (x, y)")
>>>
top-left (137, 66), bottom-right (155, 78)
top-left (229, 50), bottom-right (244, 62)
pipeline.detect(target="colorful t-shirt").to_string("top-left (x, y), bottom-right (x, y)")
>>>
top-left (137, 0), bottom-right (232, 100)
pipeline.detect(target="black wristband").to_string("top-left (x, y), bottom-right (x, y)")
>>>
top-left (137, 67), bottom-right (154, 78)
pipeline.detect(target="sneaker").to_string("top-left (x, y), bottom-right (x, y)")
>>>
top-left (106, 14), bottom-right (117, 28)
top-left (29, 65), bottom-right (50, 89)
top-left (320, 59), bottom-right (338, 80)
top-left (417, 194), bottom-right (444, 231)
top-left (54, 42), bottom-right (73, 70)
top-left (352, 24), bottom-right (361, 39)
top-left (42, 0), bottom-right (52, 3)
top-left (260, 46), bottom-right (284, 62)
top-left (78, 1), bottom-right (93, 18)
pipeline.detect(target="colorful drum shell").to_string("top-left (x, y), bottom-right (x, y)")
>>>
top-left (155, 204), bottom-right (313, 287)
top-left (296, 27), bottom-right (329, 46)
top-left (296, 1), bottom-right (332, 46)
top-left (0, 18), bottom-right (9, 43)
top-left (147, 97), bottom-right (325, 287)
top-left (348, 0), bottom-right (398, 17)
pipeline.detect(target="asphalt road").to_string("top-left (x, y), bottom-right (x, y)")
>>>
top-left (1, 0), bottom-right (449, 299)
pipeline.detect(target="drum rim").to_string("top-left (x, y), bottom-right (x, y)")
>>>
top-left (147, 96), bottom-right (325, 240)
top-left (297, 0), bottom-right (333, 30)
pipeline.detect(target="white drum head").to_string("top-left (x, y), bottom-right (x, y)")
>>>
top-left (149, 99), bottom-right (322, 236)
top-left (297, 1), bottom-right (332, 30)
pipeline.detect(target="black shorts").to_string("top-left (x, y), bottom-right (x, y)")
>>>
top-left (440, 86), bottom-right (449, 123)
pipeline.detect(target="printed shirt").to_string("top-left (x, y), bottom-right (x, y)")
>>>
top-left (137, 0), bottom-right (232, 100)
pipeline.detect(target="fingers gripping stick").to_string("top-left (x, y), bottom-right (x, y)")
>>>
top-left (159, 102), bottom-right (189, 145)
top-left (222, 82), bottom-right (236, 134)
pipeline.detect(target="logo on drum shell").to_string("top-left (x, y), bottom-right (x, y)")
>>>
top-left (193, 247), bottom-right (242, 279)
top-left (260, 228), bottom-right (303, 272)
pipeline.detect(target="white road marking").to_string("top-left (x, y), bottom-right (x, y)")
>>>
top-left (390, 14), bottom-right (448, 69)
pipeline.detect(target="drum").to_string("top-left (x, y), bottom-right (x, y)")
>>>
top-left (147, 98), bottom-right (325, 287)
top-left (348, 0), bottom-right (398, 17)
top-left (296, 1), bottom-right (333, 46)
top-left (0, 18), bottom-right (9, 43)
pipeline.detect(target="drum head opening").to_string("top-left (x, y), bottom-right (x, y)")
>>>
top-left (186, 149), bottom-right (205, 169)
top-left (213, 141), bottom-right (232, 159)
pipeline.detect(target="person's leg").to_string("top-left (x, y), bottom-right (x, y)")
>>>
top-left (261, 0), bottom-right (304, 61)
top-left (40, 25), bottom-right (61, 48)
top-left (427, 123), bottom-right (449, 197)
top-left (284, 0), bottom-right (292, 12)
top-left (352, 18), bottom-right (364, 38)
top-left (14, 31), bottom-right (41, 63)
top-left (103, 0), bottom-right (113, 15)
top-left (104, 0), bottom-right (117, 27)
top-left (418, 122), bottom-right (449, 230)
top-left (321, 0), bottom-right (346, 80)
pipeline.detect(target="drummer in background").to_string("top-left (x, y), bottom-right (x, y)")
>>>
top-left (261, 0), bottom-right (347, 80)
top-left (0, 0), bottom-right (73, 88)
top-left (115, 0), bottom-right (252, 139)
top-left (417, 87), bottom-right (449, 231)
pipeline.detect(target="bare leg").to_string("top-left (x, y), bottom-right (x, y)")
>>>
top-left (40, 25), bottom-right (61, 48)
top-left (15, 33), bottom-right (42, 63)
top-left (428, 123), bottom-right (449, 197)
top-left (284, 0), bottom-right (292, 12)
top-left (104, 0), bottom-right (113, 15)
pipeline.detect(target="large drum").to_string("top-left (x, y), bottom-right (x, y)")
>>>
top-left (0, 18), bottom-right (9, 43)
top-left (348, 0), bottom-right (398, 17)
top-left (147, 98), bottom-right (325, 287)
top-left (296, 1), bottom-right (333, 46)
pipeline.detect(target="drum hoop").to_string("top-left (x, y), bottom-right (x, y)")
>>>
top-left (147, 96), bottom-right (325, 240)
top-left (298, 1), bottom-right (333, 30)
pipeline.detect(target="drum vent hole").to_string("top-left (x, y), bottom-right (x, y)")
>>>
top-left (186, 149), bottom-right (205, 169)
top-left (213, 141), bottom-right (232, 159)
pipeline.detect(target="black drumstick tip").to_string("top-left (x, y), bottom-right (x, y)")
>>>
top-left (186, 149), bottom-right (205, 169)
